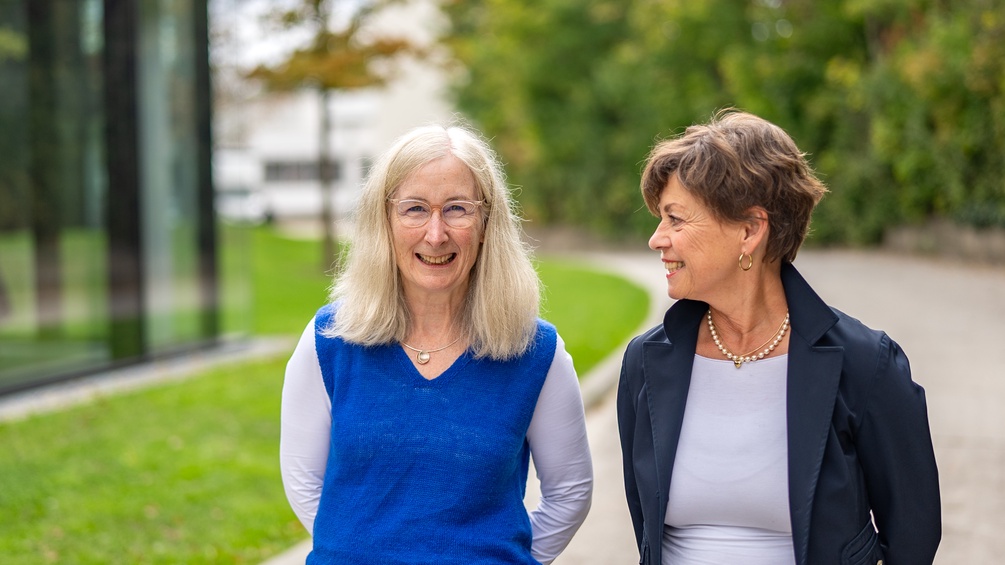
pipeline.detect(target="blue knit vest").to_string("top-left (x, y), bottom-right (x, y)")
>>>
top-left (308, 303), bottom-right (557, 565)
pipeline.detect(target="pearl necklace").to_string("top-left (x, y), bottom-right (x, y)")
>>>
top-left (707, 309), bottom-right (790, 369)
top-left (401, 336), bottom-right (461, 365)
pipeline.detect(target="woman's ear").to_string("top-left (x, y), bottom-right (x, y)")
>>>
top-left (740, 206), bottom-right (769, 251)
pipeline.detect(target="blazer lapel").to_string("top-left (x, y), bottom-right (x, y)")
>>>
top-left (782, 263), bottom-right (843, 565)
top-left (643, 301), bottom-right (705, 517)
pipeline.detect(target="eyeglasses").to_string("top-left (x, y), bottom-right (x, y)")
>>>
top-left (388, 198), bottom-right (484, 228)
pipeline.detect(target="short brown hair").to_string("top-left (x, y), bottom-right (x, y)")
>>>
top-left (641, 110), bottom-right (827, 263)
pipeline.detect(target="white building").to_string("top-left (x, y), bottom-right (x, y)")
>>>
top-left (212, 0), bottom-right (455, 224)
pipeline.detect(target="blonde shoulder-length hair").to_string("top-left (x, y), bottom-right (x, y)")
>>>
top-left (322, 123), bottom-right (541, 360)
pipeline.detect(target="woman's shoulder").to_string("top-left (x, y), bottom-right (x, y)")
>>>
top-left (626, 322), bottom-right (668, 353)
top-left (313, 301), bottom-right (344, 342)
top-left (533, 317), bottom-right (559, 349)
top-left (825, 306), bottom-right (895, 355)
top-left (535, 317), bottom-right (557, 333)
top-left (315, 302), bottom-right (334, 320)
top-left (783, 263), bottom-right (900, 366)
top-left (822, 306), bottom-right (913, 392)
top-left (625, 298), bottom-right (705, 353)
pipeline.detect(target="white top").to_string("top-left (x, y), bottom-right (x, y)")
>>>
top-left (662, 355), bottom-right (795, 565)
top-left (281, 319), bottom-right (594, 564)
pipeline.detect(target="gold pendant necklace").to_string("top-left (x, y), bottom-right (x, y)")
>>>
top-left (400, 336), bottom-right (461, 365)
top-left (707, 309), bottom-right (789, 368)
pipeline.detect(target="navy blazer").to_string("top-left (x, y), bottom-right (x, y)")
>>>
top-left (617, 262), bottom-right (941, 565)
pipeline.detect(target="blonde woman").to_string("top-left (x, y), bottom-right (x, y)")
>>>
top-left (281, 124), bottom-right (593, 564)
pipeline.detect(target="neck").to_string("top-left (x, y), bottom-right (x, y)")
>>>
top-left (705, 276), bottom-right (787, 349)
top-left (404, 295), bottom-right (466, 346)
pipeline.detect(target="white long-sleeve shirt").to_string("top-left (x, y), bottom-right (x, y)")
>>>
top-left (280, 319), bottom-right (593, 564)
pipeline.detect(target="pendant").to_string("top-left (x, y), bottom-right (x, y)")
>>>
top-left (416, 351), bottom-right (431, 364)
top-left (733, 360), bottom-right (742, 369)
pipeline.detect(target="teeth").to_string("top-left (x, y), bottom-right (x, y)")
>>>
top-left (665, 261), bottom-right (684, 273)
top-left (419, 253), bottom-right (455, 265)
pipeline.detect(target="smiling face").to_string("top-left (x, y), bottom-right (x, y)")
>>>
top-left (649, 175), bottom-right (744, 302)
top-left (390, 155), bottom-right (484, 305)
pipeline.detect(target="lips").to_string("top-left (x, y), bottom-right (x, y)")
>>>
top-left (417, 252), bottom-right (456, 265)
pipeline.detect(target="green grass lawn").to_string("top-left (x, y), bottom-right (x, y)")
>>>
top-left (247, 228), bottom-right (335, 337)
top-left (0, 227), bottom-right (649, 564)
top-left (538, 258), bottom-right (649, 375)
top-left (0, 357), bottom-right (300, 564)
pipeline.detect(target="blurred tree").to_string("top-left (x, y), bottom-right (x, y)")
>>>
top-left (861, 0), bottom-right (1005, 229)
top-left (445, 0), bottom-right (1005, 246)
top-left (445, 0), bottom-right (650, 237)
top-left (245, 0), bottom-right (418, 266)
top-left (0, 17), bottom-right (29, 233)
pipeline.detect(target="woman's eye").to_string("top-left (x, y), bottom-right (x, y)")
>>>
top-left (443, 203), bottom-right (467, 214)
top-left (667, 215), bottom-right (683, 227)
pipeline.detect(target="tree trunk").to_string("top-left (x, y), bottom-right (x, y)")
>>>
top-left (318, 87), bottom-right (337, 270)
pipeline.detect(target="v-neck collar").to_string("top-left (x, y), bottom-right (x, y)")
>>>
top-left (391, 343), bottom-right (472, 386)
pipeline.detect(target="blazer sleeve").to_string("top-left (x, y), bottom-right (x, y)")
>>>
top-left (616, 336), bottom-right (646, 551)
top-left (855, 333), bottom-right (941, 563)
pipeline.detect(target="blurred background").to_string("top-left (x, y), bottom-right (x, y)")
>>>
top-left (3, 0), bottom-right (1004, 393)
top-left (1, 0), bottom-right (1003, 562)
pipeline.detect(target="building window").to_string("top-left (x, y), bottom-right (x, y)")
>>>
top-left (263, 160), bottom-right (341, 183)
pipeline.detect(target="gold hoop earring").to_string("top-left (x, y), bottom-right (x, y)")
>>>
top-left (739, 253), bottom-right (753, 271)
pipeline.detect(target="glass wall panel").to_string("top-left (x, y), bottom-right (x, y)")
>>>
top-left (0, 0), bottom-right (233, 394)
top-left (217, 224), bottom-right (253, 337)
top-left (0, 0), bottom-right (110, 393)
top-left (137, 0), bottom-right (203, 353)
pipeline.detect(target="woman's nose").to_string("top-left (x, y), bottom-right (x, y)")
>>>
top-left (424, 212), bottom-right (449, 243)
top-left (648, 226), bottom-right (664, 251)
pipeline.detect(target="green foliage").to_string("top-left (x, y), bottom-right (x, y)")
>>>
top-left (444, 0), bottom-right (1005, 245)
top-left (857, 1), bottom-right (1005, 232)
top-left (0, 26), bottom-right (28, 62)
